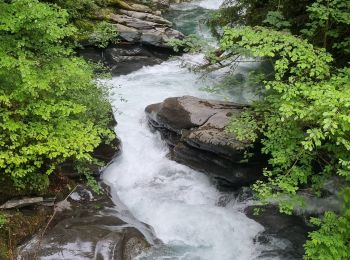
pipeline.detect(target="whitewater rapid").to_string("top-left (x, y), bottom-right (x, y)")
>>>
top-left (103, 0), bottom-right (268, 259)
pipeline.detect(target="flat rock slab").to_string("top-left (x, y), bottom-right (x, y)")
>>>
top-left (78, 43), bottom-right (171, 76)
top-left (17, 185), bottom-right (154, 260)
top-left (146, 96), bottom-right (245, 133)
top-left (145, 96), bottom-right (265, 187)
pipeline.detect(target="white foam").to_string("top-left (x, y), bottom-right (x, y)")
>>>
top-left (197, 0), bottom-right (226, 9)
top-left (102, 54), bottom-right (267, 259)
top-left (102, 1), bottom-right (267, 259)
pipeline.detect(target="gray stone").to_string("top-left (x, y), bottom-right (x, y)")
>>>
top-left (108, 11), bottom-right (183, 48)
top-left (119, 10), bottom-right (172, 26)
top-left (110, 14), bottom-right (158, 30)
top-left (145, 96), bottom-right (265, 187)
top-left (78, 43), bottom-right (171, 76)
top-left (114, 23), bottom-right (141, 42)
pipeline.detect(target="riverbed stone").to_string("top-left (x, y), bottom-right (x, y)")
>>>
top-left (145, 96), bottom-right (266, 187)
top-left (108, 11), bottom-right (183, 48)
top-left (119, 10), bottom-right (173, 26)
top-left (17, 185), bottom-right (154, 260)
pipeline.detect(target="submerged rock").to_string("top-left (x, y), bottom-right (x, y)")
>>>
top-left (17, 185), bottom-right (155, 260)
top-left (145, 96), bottom-right (266, 187)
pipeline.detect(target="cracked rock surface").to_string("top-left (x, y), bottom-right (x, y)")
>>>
top-left (145, 96), bottom-right (266, 188)
top-left (108, 9), bottom-right (184, 48)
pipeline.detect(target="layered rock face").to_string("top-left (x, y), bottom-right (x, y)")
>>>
top-left (145, 96), bottom-right (266, 187)
top-left (110, 10), bottom-right (184, 48)
top-left (79, 1), bottom-right (184, 75)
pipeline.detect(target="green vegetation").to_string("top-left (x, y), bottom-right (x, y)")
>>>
top-left (0, 214), bottom-right (7, 229)
top-left (208, 0), bottom-right (350, 64)
top-left (0, 0), bottom-right (119, 256)
top-left (40, 0), bottom-right (121, 47)
top-left (89, 21), bottom-right (119, 48)
top-left (0, 0), bottom-right (114, 192)
top-left (219, 27), bottom-right (350, 258)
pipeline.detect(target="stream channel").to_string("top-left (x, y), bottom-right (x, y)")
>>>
top-left (102, 0), bottom-right (288, 259)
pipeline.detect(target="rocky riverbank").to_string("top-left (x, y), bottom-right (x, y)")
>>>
top-left (145, 96), bottom-right (313, 258)
top-left (9, 1), bottom-right (322, 259)
top-left (145, 96), bottom-right (266, 188)
top-left (17, 185), bottom-right (155, 260)
top-left (7, 2), bottom-right (184, 258)
top-left (79, 0), bottom-right (185, 76)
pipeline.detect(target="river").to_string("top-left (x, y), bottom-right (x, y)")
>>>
top-left (102, 1), bottom-right (272, 259)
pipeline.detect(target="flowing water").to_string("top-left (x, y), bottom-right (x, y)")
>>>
top-left (103, 1), bottom-right (270, 259)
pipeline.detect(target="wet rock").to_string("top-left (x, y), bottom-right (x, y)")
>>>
top-left (119, 10), bottom-right (172, 26)
top-left (17, 185), bottom-right (154, 260)
top-left (78, 43), bottom-right (171, 76)
top-left (79, 2), bottom-right (182, 74)
top-left (245, 205), bottom-right (313, 259)
top-left (93, 135), bottom-right (122, 163)
top-left (145, 96), bottom-right (266, 187)
top-left (151, 0), bottom-right (170, 9)
top-left (172, 142), bottom-right (264, 188)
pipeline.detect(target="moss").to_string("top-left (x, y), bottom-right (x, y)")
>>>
top-left (95, 7), bottom-right (115, 17)
top-left (75, 19), bottom-right (95, 31)
top-left (0, 240), bottom-right (8, 260)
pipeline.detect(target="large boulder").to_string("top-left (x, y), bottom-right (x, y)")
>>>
top-left (108, 10), bottom-right (184, 48)
top-left (17, 185), bottom-right (156, 260)
top-left (145, 96), bottom-right (266, 187)
top-left (79, 2), bottom-right (182, 75)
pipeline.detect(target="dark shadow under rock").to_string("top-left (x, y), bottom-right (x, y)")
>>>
top-left (171, 142), bottom-right (264, 188)
top-left (245, 205), bottom-right (313, 260)
top-left (78, 43), bottom-right (173, 76)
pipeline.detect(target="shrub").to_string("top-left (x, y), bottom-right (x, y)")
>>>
top-left (0, 0), bottom-right (113, 191)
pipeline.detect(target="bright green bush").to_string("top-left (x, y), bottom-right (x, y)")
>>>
top-left (89, 21), bottom-right (119, 48)
top-left (0, 0), bottom-right (113, 190)
top-left (220, 25), bottom-right (350, 259)
top-left (43, 0), bottom-right (99, 19)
